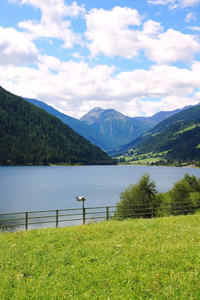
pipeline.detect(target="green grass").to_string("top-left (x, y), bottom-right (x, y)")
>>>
top-left (1, 215), bottom-right (200, 299)
top-left (119, 151), bottom-right (166, 165)
top-left (128, 157), bottom-right (163, 165)
top-left (176, 124), bottom-right (200, 136)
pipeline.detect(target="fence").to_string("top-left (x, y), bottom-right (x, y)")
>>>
top-left (0, 206), bottom-right (116, 232)
top-left (0, 201), bottom-right (199, 232)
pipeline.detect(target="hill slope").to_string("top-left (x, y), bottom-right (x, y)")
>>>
top-left (136, 119), bottom-right (200, 162)
top-left (80, 107), bottom-right (154, 146)
top-left (114, 104), bottom-right (200, 164)
top-left (0, 87), bottom-right (116, 166)
top-left (25, 98), bottom-right (118, 151)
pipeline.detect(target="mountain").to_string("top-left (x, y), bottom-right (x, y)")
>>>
top-left (135, 106), bottom-right (190, 124)
top-left (114, 104), bottom-right (200, 164)
top-left (25, 98), bottom-right (118, 151)
top-left (80, 107), bottom-right (154, 147)
top-left (24, 100), bottom-right (190, 153)
top-left (0, 86), bottom-right (116, 166)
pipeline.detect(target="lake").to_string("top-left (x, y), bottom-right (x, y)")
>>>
top-left (1, 165), bottom-right (200, 214)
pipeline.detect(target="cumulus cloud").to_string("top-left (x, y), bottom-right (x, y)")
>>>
top-left (2, 2), bottom-right (200, 118)
top-left (14, 0), bottom-right (85, 48)
top-left (0, 26), bottom-right (39, 65)
top-left (85, 7), bottom-right (200, 64)
top-left (85, 6), bottom-right (142, 58)
top-left (144, 29), bottom-right (200, 64)
top-left (1, 54), bottom-right (200, 118)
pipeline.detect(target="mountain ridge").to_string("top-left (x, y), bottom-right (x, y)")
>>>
top-left (0, 86), bottom-right (116, 166)
top-left (80, 107), bottom-right (155, 146)
top-left (113, 104), bottom-right (200, 165)
top-left (25, 98), bottom-right (118, 151)
top-left (25, 98), bottom-right (193, 153)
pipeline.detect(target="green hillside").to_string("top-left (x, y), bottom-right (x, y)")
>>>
top-left (115, 105), bottom-right (200, 166)
top-left (0, 87), bottom-right (116, 166)
top-left (136, 122), bottom-right (200, 161)
top-left (1, 215), bottom-right (200, 299)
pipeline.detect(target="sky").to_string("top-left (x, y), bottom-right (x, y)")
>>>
top-left (1, 0), bottom-right (200, 119)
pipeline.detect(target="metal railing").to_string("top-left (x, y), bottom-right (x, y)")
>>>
top-left (0, 201), bottom-right (199, 232)
top-left (0, 206), bottom-right (116, 232)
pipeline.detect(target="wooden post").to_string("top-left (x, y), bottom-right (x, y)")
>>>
top-left (25, 212), bottom-right (28, 230)
top-left (83, 202), bottom-right (85, 225)
top-left (56, 210), bottom-right (59, 228)
top-left (106, 207), bottom-right (109, 221)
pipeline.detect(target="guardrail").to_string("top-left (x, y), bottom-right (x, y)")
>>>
top-left (0, 201), bottom-right (199, 232)
top-left (0, 206), bottom-right (116, 232)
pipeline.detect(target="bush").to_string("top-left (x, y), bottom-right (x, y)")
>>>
top-left (115, 173), bottom-right (200, 220)
top-left (169, 179), bottom-right (193, 215)
top-left (115, 173), bottom-right (158, 219)
top-left (183, 173), bottom-right (200, 192)
top-left (155, 192), bottom-right (171, 217)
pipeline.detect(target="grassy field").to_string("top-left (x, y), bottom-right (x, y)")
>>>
top-left (1, 214), bottom-right (200, 299)
top-left (118, 150), bottom-right (167, 165)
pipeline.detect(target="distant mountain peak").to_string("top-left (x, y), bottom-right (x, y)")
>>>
top-left (80, 107), bottom-right (105, 125)
top-left (91, 107), bottom-right (104, 112)
top-left (80, 106), bottom-right (154, 146)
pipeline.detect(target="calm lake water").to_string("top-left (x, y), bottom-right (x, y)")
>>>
top-left (1, 165), bottom-right (200, 214)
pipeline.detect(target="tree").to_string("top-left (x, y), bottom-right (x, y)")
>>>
top-left (183, 173), bottom-right (200, 193)
top-left (115, 173), bottom-right (158, 219)
top-left (170, 179), bottom-right (194, 215)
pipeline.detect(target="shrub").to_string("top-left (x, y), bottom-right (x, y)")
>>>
top-left (170, 179), bottom-right (195, 215)
top-left (115, 173), bottom-right (158, 219)
top-left (183, 173), bottom-right (200, 192)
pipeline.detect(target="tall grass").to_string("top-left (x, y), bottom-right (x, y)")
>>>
top-left (1, 214), bottom-right (200, 299)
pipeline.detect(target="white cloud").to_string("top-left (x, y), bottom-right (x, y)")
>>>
top-left (2, 3), bottom-right (200, 118)
top-left (14, 0), bottom-right (85, 48)
top-left (144, 29), bottom-right (200, 64)
top-left (121, 95), bottom-right (198, 117)
top-left (188, 26), bottom-right (200, 31)
top-left (185, 12), bottom-right (197, 23)
top-left (147, 0), bottom-right (200, 8)
top-left (85, 6), bottom-right (143, 58)
top-left (85, 6), bottom-right (200, 64)
top-left (1, 54), bottom-right (200, 118)
top-left (0, 26), bottom-right (39, 65)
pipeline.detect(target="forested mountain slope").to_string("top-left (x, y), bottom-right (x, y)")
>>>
top-left (114, 104), bottom-right (200, 154)
top-left (0, 87), bottom-right (116, 166)
top-left (25, 98), bottom-right (118, 151)
top-left (114, 104), bottom-right (200, 165)
top-left (137, 121), bottom-right (200, 162)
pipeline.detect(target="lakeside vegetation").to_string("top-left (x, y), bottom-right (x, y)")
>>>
top-left (115, 173), bottom-right (200, 220)
top-left (1, 214), bottom-right (200, 299)
top-left (117, 148), bottom-right (200, 168)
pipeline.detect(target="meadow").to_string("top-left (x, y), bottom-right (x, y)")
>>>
top-left (1, 214), bottom-right (200, 299)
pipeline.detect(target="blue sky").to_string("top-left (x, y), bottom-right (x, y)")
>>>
top-left (1, 0), bottom-right (200, 118)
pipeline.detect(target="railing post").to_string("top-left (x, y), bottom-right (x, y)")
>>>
top-left (106, 206), bottom-right (109, 221)
top-left (83, 202), bottom-right (85, 225)
top-left (56, 210), bottom-right (59, 228)
top-left (25, 212), bottom-right (28, 230)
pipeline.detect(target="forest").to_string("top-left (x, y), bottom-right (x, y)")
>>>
top-left (0, 87), bottom-right (117, 166)
top-left (115, 104), bottom-right (200, 166)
